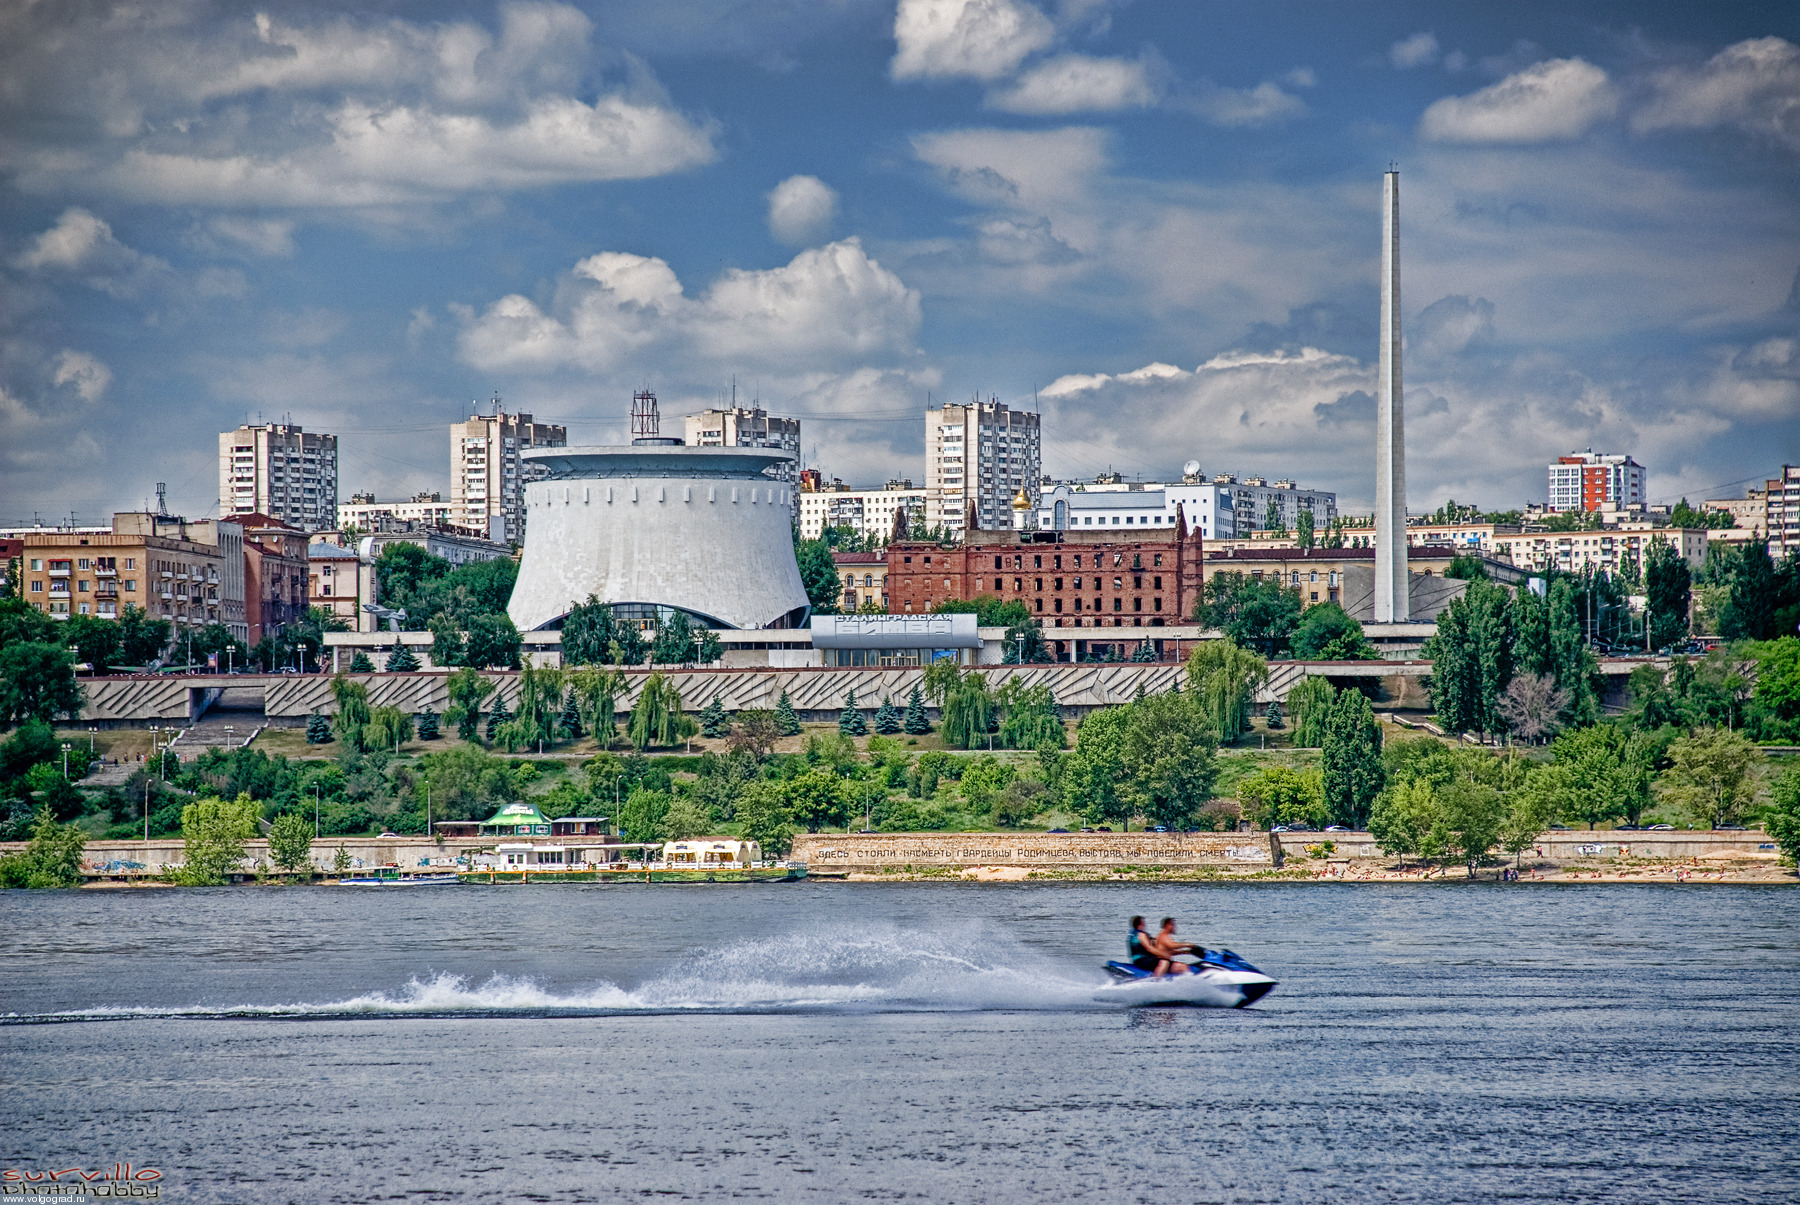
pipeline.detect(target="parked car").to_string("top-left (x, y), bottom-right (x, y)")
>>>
top-left (375, 832), bottom-right (401, 839)
top-left (1096, 826), bottom-right (1113, 832)
top-left (1149, 825), bottom-right (1169, 833)
top-left (1325, 825), bottom-right (1348, 832)
top-left (1648, 824), bottom-right (1674, 830)
top-left (1715, 825), bottom-right (1747, 831)
top-left (1270, 825), bottom-right (1289, 833)
top-left (1285, 822), bottom-right (1314, 832)
top-left (1047, 828), bottom-right (1070, 834)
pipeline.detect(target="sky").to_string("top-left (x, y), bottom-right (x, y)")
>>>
top-left (2, 0), bottom-right (1797, 525)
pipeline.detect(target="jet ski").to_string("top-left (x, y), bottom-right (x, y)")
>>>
top-left (1099, 948), bottom-right (1277, 1008)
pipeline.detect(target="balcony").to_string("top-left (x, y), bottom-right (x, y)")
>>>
top-left (94, 566), bottom-right (117, 577)
top-left (47, 566), bottom-right (71, 577)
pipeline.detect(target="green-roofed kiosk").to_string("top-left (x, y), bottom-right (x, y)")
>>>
top-left (478, 801), bottom-right (552, 837)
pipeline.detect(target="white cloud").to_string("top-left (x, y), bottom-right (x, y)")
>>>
top-left (987, 54), bottom-right (1158, 114)
top-left (1, 4), bottom-right (717, 208)
top-left (199, 216), bottom-right (297, 257)
top-left (1173, 79), bottom-right (1307, 127)
top-left (459, 238), bottom-right (921, 375)
top-left (1390, 32), bottom-right (1439, 69)
top-left (11, 207), bottom-right (173, 298)
top-left (1633, 37), bottom-right (1800, 152)
top-left (891, 0), bottom-right (1056, 82)
top-left (1420, 58), bottom-right (1617, 143)
top-left (767, 175), bottom-right (840, 245)
top-left (52, 350), bottom-right (112, 402)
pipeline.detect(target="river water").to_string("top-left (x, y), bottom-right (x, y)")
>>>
top-left (3, 882), bottom-right (1797, 1203)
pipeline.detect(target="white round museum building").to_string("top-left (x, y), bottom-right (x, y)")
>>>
top-left (507, 445), bottom-right (811, 633)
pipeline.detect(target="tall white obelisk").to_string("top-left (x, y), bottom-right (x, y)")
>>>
top-left (1374, 168), bottom-right (1408, 622)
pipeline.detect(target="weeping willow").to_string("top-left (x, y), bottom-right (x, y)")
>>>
top-left (1185, 639), bottom-right (1267, 742)
top-left (628, 672), bottom-right (697, 750)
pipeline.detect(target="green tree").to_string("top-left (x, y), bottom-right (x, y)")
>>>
top-left (0, 642), bottom-right (82, 726)
top-left (416, 709), bottom-right (440, 741)
top-left (618, 786), bottom-right (671, 843)
top-left (333, 844), bottom-right (352, 875)
top-left (1295, 509), bottom-right (1315, 551)
top-left (1765, 764), bottom-right (1800, 872)
top-left (175, 793), bottom-right (259, 885)
top-left (1369, 777), bottom-right (1440, 868)
top-left (486, 695), bottom-right (511, 744)
top-left (1719, 540), bottom-right (1777, 641)
top-left (699, 694), bottom-right (731, 738)
top-left (736, 781), bottom-right (796, 855)
top-left (1063, 705), bottom-right (1133, 829)
top-left (1121, 690), bottom-right (1218, 830)
top-left (902, 684), bottom-right (931, 735)
top-left (940, 674), bottom-right (994, 749)
top-left (1746, 638), bottom-right (1800, 742)
top-left (997, 679), bottom-right (1064, 750)
top-left (628, 673), bottom-right (696, 750)
top-left (1543, 725), bottom-right (1651, 829)
top-left (1195, 573), bottom-right (1302, 656)
top-left (1439, 777), bottom-right (1507, 876)
top-left (797, 537), bottom-right (841, 615)
top-left (0, 803), bottom-right (86, 888)
top-left (1321, 690), bottom-right (1383, 828)
top-left (363, 705), bottom-right (414, 753)
top-left (1423, 579), bottom-right (1512, 737)
top-left (1658, 726), bottom-right (1758, 829)
top-left (1263, 496), bottom-right (1286, 535)
top-left (1644, 537), bottom-right (1692, 651)
top-left (1238, 765), bottom-right (1325, 830)
top-left (1287, 676), bottom-right (1335, 748)
top-left (305, 713), bottom-right (333, 744)
top-left (933, 595), bottom-right (1034, 627)
top-left (267, 812), bottom-right (314, 873)
top-left (785, 768), bottom-right (852, 832)
top-left (384, 643), bottom-right (420, 672)
top-left (1263, 699), bottom-right (1284, 729)
top-left (776, 690), bottom-right (803, 737)
top-left (116, 604), bottom-right (172, 666)
top-left (568, 666), bottom-right (626, 746)
top-left (561, 596), bottom-right (619, 665)
top-left (873, 696), bottom-right (903, 734)
top-left (1002, 618), bottom-right (1052, 663)
top-left (650, 610), bottom-right (697, 664)
top-left (445, 667), bottom-right (495, 742)
top-left (557, 691), bottom-right (582, 740)
top-left (1499, 770), bottom-right (1559, 866)
top-left (348, 651), bottom-right (375, 672)
top-left (839, 690), bottom-right (869, 736)
top-left (1290, 603), bottom-right (1377, 660)
top-left (330, 676), bottom-right (372, 752)
top-left (728, 710), bottom-right (781, 760)
top-left (1186, 638), bottom-right (1267, 741)
top-left (63, 614), bottom-right (124, 674)
top-left (662, 796), bottom-right (712, 842)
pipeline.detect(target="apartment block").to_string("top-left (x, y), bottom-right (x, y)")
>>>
top-left (1547, 451), bottom-right (1646, 513)
top-left (219, 423), bottom-right (339, 531)
top-left (682, 406), bottom-right (801, 501)
top-left (19, 514), bottom-right (245, 642)
top-left (339, 491), bottom-right (461, 533)
top-left (925, 397), bottom-right (1040, 534)
top-left (1765, 466), bottom-right (1799, 556)
top-left (451, 408), bottom-right (566, 543)
top-left (833, 550), bottom-right (889, 612)
top-left (1494, 526), bottom-right (1709, 575)
top-left (798, 479), bottom-right (928, 542)
top-left (234, 513), bottom-right (310, 646)
top-left (308, 542), bottom-right (370, 629)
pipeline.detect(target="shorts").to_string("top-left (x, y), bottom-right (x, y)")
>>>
top-left (1131, 954), bottom-right (1161, 972)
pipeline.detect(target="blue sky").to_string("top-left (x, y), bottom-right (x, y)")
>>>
top-left (2, 0), bottom-right (1796, 524)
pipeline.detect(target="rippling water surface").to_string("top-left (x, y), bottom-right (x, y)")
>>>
top-left (4, 882), bottom-right (1797, 1203)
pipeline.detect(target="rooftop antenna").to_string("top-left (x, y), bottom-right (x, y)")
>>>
top-left (631, 389), bottom-right (660, 440)
top-left (731, 374), bottom-right (737, 409)
top-left (156, 483), bottom-right (168, 516)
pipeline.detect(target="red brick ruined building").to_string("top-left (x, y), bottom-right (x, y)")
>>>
top-left (885, 505), bottom-right (1204, 629)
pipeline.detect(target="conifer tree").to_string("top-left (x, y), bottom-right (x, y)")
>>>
top-left (415, 709), bottom-right (440, 740)
top-left (874, 695), bottom-right (902, 734)
top-left (305, 712), bottom-right (333, 744)
top-left (385, 644), bottom-right (420, 672)
top-left (839, 690), bottom-right (869, 736)
top-left (775, 690), bottom-right (802, 736)
top-left (700, 693), bottom-right (731, 738)
top-left (348, 651), bottom-right (375, 672)
top-left (486, 696), bottom-right (511, 743)
top-left (903, 684), bottom-right (932, 735)
top-left (558, 690), bottom-right (582, 740)
top-left (1264, 699), bottom-right (1284, 729)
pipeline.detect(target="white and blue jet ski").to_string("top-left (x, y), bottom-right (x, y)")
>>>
top-left (1099, 948), bottom-right (1277, 1008)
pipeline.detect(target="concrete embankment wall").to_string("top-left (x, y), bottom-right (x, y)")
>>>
top-left (6, 836), bottom-right (484, 877)
top-left (790, 832), bottom-right (1278, 872)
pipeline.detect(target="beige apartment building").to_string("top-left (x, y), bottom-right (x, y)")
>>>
top-left (1763, 465), bottom-right (1799, 556)
top-left (1493, 526), bottom-right (1709, 575)
top-left (451, 408), bottom-right (566, 543)
top-left (219, 423), bottom-right (339, 531)
top-left (19, 513), bottom-right (245, 641)
top-left (925, 396), bottom-right (1040, 534)
top-left (798, 479), bottom-right (928, 542)
top-left (682, 405), bottom-right (800, 510)
top-left (338, 491), bottom-right (460, 533)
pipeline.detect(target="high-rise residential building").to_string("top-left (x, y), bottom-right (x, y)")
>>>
top-left (1547, 451), bottom-right (1647, 513)
top-left (1765, 465), bottom-right (1800, 555)
top-left (218, 423), bottom-right (339, 531)
top-left (682, 405), bottom-right (801, 495)
top-left (925, 396), bottom-right (1040, 535)
top-left (797, 479), bottom-right (928, 542)
top-left (450, 407), bottom-right (566, 543)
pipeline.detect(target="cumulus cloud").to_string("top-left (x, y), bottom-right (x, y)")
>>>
top-left (459, 238), bottom-right (921, 375)
top-left (891, 0), bottom-right (1056, 82)
top-left (1413, 295), bottom-right (1496, 360)
top-left (987, 54), bottom-right (1159, 114)
top-left (11, 208), bottom-right (173, 298)
top-left (767, 175), bottom-right (840, 245)
top-left (1390, 32), bottom-right (1439, 69)
top-left (52, 350), bottom-right (112, 402)
top-left (1420, 59), bottom-right (1617, 143)
top-left (0, 3), bottom-right (717, 208)
top-left (1172, 79), bottom-right (1308, 127)
top-left (1634, 37), bottom-right (1800, 151)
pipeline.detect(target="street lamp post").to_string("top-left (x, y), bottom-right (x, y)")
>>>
top-left (61, 742), bottom-right (71, 780)
top-left (314, 783), bottom-right (321, 839)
